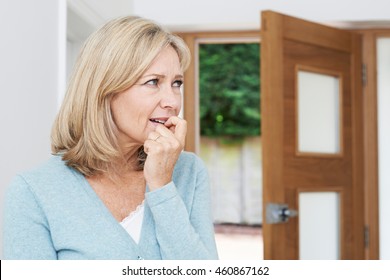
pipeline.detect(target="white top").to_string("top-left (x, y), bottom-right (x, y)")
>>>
top-left (119, 202), bottom-right (144, 244)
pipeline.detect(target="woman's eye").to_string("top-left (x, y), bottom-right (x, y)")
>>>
top-left (173, 80), bottom-right (183, 88)
top-left (144, 79), bottom-right (159, 86)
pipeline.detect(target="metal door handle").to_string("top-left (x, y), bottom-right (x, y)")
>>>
top-left (266, 203), bottom-right (298, 224)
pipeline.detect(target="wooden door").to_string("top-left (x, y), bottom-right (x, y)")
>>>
top-left (261, 11), bottom-right (364, 259)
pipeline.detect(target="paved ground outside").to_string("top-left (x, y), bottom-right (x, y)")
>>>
top-left (214, 224), bottom-right (263, 260)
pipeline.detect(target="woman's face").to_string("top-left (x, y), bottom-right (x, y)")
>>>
top-left (111, 46), bottom-right (183, 150)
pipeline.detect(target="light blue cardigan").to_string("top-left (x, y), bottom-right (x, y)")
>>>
top-left (3, 152), bottom-right (218, 260)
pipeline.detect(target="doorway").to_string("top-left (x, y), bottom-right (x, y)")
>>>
top-left (179, 32), bottom-right (263, 259)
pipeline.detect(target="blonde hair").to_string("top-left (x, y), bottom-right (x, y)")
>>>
top-left (51, 16), bottom-right (191, 176)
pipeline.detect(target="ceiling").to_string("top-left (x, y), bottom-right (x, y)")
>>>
top-left (67, 0), bottom-right (390, 41)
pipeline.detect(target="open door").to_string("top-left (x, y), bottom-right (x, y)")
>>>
top-left (261, 11), bottom-right (364, 259)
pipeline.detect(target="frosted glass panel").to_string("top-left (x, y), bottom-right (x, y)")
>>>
top-left (297, 71), bottom-right (340, 154)
top-left (377, 38), bottom-right (390, 260)
top-left (299, 192), bottom-right (340, 259)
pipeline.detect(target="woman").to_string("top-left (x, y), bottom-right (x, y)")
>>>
top-left (3, 16), bottom-right (218, 260)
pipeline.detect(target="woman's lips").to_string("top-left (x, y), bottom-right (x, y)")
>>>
top-left (149, 117), bottom-right (168, 125)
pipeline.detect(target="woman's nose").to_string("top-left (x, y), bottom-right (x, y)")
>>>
top-left (160, 84), bottom-right (181, 109)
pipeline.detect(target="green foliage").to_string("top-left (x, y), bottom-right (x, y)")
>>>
top-left (199, 43), bottom-right (261, 139)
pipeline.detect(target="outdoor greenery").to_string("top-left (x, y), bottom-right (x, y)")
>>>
top-left (199, 43), bottom-right (261, 139)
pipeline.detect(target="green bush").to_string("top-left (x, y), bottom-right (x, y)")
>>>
top-left (199, 43), bottom-right (261, 139)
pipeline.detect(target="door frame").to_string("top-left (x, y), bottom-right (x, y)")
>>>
top-left (358, 29), bottom-right (390, 259)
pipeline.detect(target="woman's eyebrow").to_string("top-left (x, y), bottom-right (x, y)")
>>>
top-left (140, 73), bottom-right (184, 80)
top-left (141, 73), bottom-right (164, 79)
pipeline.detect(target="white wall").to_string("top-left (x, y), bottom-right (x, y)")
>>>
top-left (68, 0), bottom-right (134, 29)
top-left (0, 0), bottom-right (67, 257)
top-left (65, 0), bottom-right (134, 101)
top-left (377, 38), bottom-right (390, 260)
top-left (133, 0), bottom-right (390, 31)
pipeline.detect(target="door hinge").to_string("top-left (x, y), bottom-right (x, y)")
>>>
top-left (362, 64), bottom-right (367, 87)
top-left (364, 225), bottom-right (370, 248)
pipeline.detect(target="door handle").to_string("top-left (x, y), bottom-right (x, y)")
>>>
top-left (266, 203), bottom-right (298, 224)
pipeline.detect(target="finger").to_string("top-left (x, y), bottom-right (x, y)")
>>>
top-left (143, 140), bottom-right (153, 154)
top-left (147, 131), bottom-right (161, 141)
top-left (144, 138), bottom-right (164, 154)
top-left (164, 116), bottom-right (181, 128)
top-left (154, 124), bottom-right (174, 138)
top-left (165, 116), bottom-right (187, 144)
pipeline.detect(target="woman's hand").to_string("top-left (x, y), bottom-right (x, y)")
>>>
top-left (143, 116), bottom-right (187, 191)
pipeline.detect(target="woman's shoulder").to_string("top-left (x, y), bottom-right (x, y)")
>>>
top-left (7, 155), bottom-right (80, 196)
top-left (20, 155), bottom-right (74, 179)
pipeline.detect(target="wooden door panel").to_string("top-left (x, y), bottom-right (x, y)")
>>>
top-left (284, 40), bottom-right (352, 187)
top-left (261, 11), bottom-right (364, 259)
